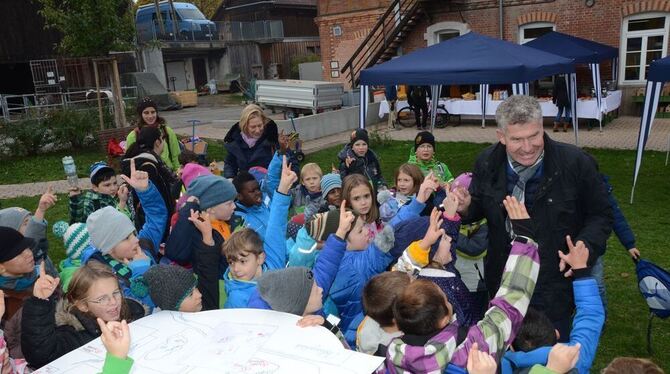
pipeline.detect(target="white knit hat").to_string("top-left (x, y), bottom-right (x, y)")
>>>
top-left (53, 221), bottom-right (90, 260)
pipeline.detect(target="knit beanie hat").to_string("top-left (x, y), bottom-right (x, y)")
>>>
top-left (0, 227), bottom-right (35, 263)
top-left (350, 129), bottom-right (369, 145)
top-left (414, 131), bottom-right (436, 151)
top-left (89, 161), bottom-right (114, 183)
top-left (187, 175), bottom-right (237, 210)
top-left (306, 210), bottom-right (340, 242)
top-left (320, 173), bottom-right (342, 197)
top-left (53, 221), bottom-right (90, 261)
top-left (257, 267), bottom-right (314, 315)
top-left (86, 207), bottom-right (136, 255)
top-left (181, 163), bottom-right (212, 189)
top-left (0, 207), bottom-right (31, 231)
top-left (450, 172), bottom-right (473, 192)
top-left (136, 97), bottom-right (157, 116)
top-left (144, 264), bottom-right (197, 311)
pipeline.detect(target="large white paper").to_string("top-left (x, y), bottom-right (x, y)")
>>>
top-left (33, 309), bottom-right (384, 374)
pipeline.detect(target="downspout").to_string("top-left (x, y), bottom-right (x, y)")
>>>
top-left (499, 0), bottom-right (504, 39)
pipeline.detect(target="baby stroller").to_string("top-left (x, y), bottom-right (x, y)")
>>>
top-left (635, 258), bottom-right (670, 354)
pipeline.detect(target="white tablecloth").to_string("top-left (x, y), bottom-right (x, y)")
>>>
top-left (377, 90), bottom-right (622, 120)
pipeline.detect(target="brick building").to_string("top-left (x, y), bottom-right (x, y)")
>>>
top-left (316, 0), bottom-right (670, 114)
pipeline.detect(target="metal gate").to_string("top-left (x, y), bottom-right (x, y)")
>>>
top-left (29, 59), bottom-right (64, 94)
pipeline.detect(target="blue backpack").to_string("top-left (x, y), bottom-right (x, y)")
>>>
top-left (635, 258), bottom-right (670, 353)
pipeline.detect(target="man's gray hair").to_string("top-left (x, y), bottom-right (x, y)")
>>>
top-left (495, 95), bottom-right (543, 131)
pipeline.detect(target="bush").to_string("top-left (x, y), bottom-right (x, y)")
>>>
top-left (289, 53), bottom-right (321, 79)
top-left (0, 114), bottom-right (54, 156)
top-left (49, 108), bottom-right (99, 149)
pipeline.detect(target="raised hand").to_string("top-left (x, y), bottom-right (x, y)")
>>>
top-left (502, 196), bottom-right (530, 220)
top-left (335, 200), bottom-right (356, 240)
top-left (432, 233), bottom-right (453, 267)
top-left (97, 318), bottom-right (131, 359)
top-left (296, 315), bottom-right (325, 328)
top-left (278, 129), bottom-right (290, 154)
top-left (345, 156), bottom-right (355, 168)
top-left (35, 185), bottom-right (58, 221)
top-left (416, 172), bottom-right (439, 203)
top-left (559, 236), bottom-right (589, 277)
top-left (278, 155), bottom-right (298, 194)
top-left (188, 210), bottom-right (214, 246)
top-left (120, 159), bottom-right (149, 193)
top-left (442, 191), bottom-right (459, 217)
top-left (466, 343), bottom-right (497, 374)
top-left (546, 343), bottom-right (580, 374)
top-left (33, 261), bottom-right (60, 300)
top-left (452, 187), bottom-right (471, 215)
top-left (117, 184), bottom-right (129, 204)
top-left (420, 208), bottom-right (445, 249)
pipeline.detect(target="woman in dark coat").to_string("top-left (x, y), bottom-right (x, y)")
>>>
top-left (552, 74), bottom-right (571, 132)
top-left (223, 104), bottom-right (278, 179)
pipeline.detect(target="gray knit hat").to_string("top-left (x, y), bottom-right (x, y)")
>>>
top-left (144, 264), bottom-right (197, 311)
top-left (86, 206), bottom-right (136, 254)
top-left (0, 207), bottom-right (31, 231)
top-left (257, 267), bottom-right (314, 315)
top-left (187, 175), bottom-right (237, 210)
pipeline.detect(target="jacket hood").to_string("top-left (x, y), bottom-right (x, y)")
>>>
top-left (54, 298), bottom-right (96, 333)
top-left (223, 267), bottom-right (259, 290)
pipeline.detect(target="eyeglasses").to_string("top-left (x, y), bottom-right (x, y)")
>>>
top-left (86, 290), bottom-right (122, 305)
top-left (417, 144), bottom-right (433, 150)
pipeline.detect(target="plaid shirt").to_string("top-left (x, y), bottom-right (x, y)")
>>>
top-left (69, 190), bottom-right (130, 224)
top-left (384, 237), bottom-right (540, 373)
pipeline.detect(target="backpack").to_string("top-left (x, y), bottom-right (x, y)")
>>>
top-left (635, 258), bottom-right (670, 353)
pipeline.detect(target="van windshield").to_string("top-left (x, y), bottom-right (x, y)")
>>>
top-left (177, 8), bottom-right (207, 20)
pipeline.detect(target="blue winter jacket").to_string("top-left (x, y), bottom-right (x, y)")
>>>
top-left (330, 198), bottom-right (426, 347)
top-left (501, 275), bottom-right (605, 374)
top-left (224, 191), bottom-right (291, 308)
top-left (82, 181), bottom-right (166, 308)
top-left (247, 233), bottom-right (346, 312)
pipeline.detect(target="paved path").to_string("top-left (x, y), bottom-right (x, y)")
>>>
top-left (2, 116), bottom-right (669, 199)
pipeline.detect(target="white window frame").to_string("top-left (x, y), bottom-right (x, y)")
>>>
top-left (518, 22), bottom-right (555, 44)
top-left (424, 21), bottom-right (470, 46)
top-left (619, 12), bottom-right (670, 85)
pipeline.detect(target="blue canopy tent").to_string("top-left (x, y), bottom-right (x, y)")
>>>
top-left (631, 56), bottom-right (670, 203)
top-left (525, 32), bottom-right (619, 132)
top-left (358, 32), bottom-right (576, 140)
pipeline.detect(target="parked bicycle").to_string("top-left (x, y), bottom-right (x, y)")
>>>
top-left (396, 102), bottom-right (450, 128)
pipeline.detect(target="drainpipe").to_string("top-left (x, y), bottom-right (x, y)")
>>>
top-left (499, 0), bottom-right (504, 39)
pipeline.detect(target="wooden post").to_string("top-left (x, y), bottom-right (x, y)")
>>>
top-left (93, 60), bottom-right (105, 130)
top-left (111, 59), bottom-right (126, 128)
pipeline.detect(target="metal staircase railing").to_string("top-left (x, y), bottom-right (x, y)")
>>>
top-left (340, 0), bottom-right (423, 87)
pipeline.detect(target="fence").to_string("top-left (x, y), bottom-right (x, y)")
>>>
top-left (0, 86), bottom-right (138, 122)
top-left (136, 20), bottom-right (284, 43)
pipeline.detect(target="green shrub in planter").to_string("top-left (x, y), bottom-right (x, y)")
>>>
top-left (48, 108), bottom-right (99, 149)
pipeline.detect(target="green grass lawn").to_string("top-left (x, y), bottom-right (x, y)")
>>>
top-left (1, 139), bottom-right (668, 369)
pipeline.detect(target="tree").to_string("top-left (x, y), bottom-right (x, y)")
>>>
top-left (38, 0), bottom-right (135, 57)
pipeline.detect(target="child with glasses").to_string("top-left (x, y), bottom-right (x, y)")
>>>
top-left (21, 261), bottom-right (146, 369)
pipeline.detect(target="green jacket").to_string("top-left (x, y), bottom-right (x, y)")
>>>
top-left (126, 124), bottom-right (181, 171)
top-left (407, 148), bottom-right (454, 183)
top-left (101, 353), bottom-right (134, 374)
top-left (69, 190), bottom-right (131, 224)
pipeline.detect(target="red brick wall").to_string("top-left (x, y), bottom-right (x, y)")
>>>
top-left (317, 0), bottom-right (670, 105)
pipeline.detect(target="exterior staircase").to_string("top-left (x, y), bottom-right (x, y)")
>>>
top-left (340, 0), bottom-right (426, 87)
